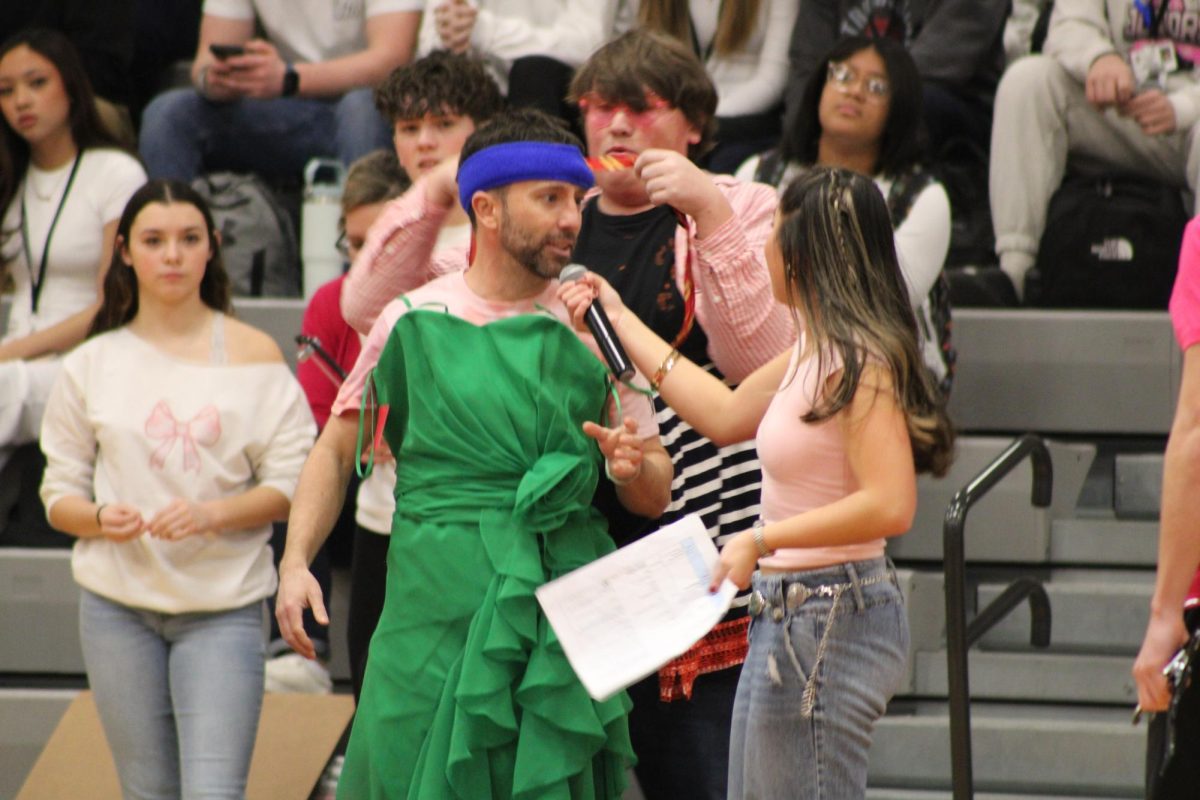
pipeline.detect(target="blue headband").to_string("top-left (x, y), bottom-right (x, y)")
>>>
top-left (457, 142), bottom-right (595, 214)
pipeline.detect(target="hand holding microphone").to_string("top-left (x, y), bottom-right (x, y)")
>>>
top-left (558, 265), bottom-right (634, 382)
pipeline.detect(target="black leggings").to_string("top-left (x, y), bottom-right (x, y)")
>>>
top-left (347, 525), bottom-right (389, 703)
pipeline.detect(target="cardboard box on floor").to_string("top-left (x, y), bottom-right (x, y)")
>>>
top-left (17, 691), bottom-right (355, 800)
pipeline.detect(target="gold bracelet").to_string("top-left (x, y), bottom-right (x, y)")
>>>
top-left (651, 348), bottom-right (680, 392)
top-left (95, 504), bottom-right (107, 528)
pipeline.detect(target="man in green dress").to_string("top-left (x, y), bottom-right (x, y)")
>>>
top-left (276, 108), bottom-right (672, 799)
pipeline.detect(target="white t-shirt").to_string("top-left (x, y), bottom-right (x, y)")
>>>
top-left (1, 149), bottom-right (145, 341)
top-left (204, 0), bottom-right (424, 64)
top-left (610, 0), bottom-right (799, 117)
top-left (40, 324), bottom-right (316, 614)
top-left (416, 0), bottom-right (609, 92)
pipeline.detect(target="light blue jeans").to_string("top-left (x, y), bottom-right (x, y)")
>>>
top-left (79, 589), bottom-right (266, 800)
top-left (138, 87), bottom-right (391, 182)
top-left (728, 558), bottom-right (909, 799)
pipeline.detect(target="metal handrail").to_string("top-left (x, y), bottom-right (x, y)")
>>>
top-left (944, 433), bottom-right (1054, 800)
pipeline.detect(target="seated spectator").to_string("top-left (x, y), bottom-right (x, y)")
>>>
top-left (0, 29), bottom-right (146, 475)
top-left (138, 0), bottom-right (421, 182)
top-left (739, 36), bottom-right (954, 395)
top-left (417, 0), bottom-right (610, 124)
top-left (618, 0), bottom-right (799, 174)
top-left (264, 149), bottom-right (409, 696)
top-left (0, 2), bottom-right (137, 144)
top-left (991, 0), bottom-right (1200, 298)
top-left (784, 0), bottom-right (1009, 159)
top-left (340, 49), bottom-right (503, 328)
top-left (40, 179), bottom-right (314, 799)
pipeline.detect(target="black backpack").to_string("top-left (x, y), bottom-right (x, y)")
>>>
top-left (1029, 174), bottom-right (1187, 309)
top-left (191, 172), bottom-right (301, 297)
top-left (753, 153), bottom-right (956, 396)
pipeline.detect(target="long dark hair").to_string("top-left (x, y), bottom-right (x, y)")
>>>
top-left (782, 35), bottom-right (926, 178)
top-left (90, 180), bottom-right (232, 337)
top-left (777, 166), bottom-right (954, 476)
top-left (0, 28), bottom-right (121, 239)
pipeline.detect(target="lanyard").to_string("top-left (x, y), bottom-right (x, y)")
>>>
top-left (1134, 0), bottom-right (1168, 38)
top-left (19, 153), bottom-right (82, 314)
top-left (687, 1), bottom-right (725, 62)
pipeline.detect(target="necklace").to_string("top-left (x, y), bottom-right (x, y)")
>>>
top-left (26, 163), bottom-right (73, 202)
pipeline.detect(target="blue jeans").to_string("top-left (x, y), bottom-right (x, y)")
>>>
top-left (79, 589), bottom-right (266, 800)
top-left (728, 558), bottom-right (909, 799)
top-left (139, 87), bottom-right (391, 182)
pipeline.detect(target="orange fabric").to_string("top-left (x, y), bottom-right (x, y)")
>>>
top-left (658, 617), bottom-right (749, 702)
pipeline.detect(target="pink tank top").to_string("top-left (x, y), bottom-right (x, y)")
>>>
top-left (755, 340), bottom-right (885, 571)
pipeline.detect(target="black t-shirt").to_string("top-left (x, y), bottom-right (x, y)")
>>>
top-left (575, 202), bottom-right (710, 545)
top-left (574, 202), bottom-right (709, 365)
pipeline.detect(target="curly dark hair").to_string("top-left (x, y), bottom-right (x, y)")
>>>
top-left (375, 50), bottom-right (504, 125)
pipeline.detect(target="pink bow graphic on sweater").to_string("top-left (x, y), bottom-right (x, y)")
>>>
top-left (144, 401), bottom-right (221, 472)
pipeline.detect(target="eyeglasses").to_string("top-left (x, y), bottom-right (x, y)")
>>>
top-left (826, 62), bottom-right (890, 100)
top-left (578, 91), bottom-right (672, 128)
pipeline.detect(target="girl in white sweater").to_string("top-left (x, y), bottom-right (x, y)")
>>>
top-left (39, 179), bottom-right (315, 799)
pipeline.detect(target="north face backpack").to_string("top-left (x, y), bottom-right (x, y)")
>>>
top-left (1028, 174), bottom-right (1187, 309)
top-left (191, 172), bottom-right (301, 297)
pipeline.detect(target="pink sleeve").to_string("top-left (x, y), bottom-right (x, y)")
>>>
top-left (330, 300), bottom-right (408, 418)
top-left (340, 181), bottom-right (466, 335)
top-left (610, 382), bottom-right (658, 439)
top-left (1170, 218), bottom-right (1200, 351)
top-left (682, 177), bottom-right (796, 384)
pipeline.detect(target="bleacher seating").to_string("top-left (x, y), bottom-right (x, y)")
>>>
top-left (0, 300), bottom-right (1173, 798)
top-left (865, 308), bottom-right (1167, 798)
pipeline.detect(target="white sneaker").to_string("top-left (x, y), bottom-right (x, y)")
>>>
top-left (264, 652), bottom-right (333, 694)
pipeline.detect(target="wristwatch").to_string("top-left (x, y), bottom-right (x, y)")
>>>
top-left (281, 63), bottom-right (299, 97)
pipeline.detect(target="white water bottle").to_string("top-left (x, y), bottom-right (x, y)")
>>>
top-left (301, 158), bottom-right (346, 300)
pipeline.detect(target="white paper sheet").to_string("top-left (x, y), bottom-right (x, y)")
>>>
top-left (535, 513), bottom-right (737, 701)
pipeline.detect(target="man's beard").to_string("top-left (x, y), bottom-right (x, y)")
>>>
top-left (499, 213), bottom-right (575, 280)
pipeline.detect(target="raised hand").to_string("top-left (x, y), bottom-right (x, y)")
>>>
top-left (583, 416), bottom-right (644, 485)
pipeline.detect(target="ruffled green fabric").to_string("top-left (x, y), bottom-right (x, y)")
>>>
top-left (338, 312), bottom-right (633, 800)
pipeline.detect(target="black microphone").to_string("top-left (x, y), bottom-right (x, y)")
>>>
top-left (560, 264), bottom-right (635, 382)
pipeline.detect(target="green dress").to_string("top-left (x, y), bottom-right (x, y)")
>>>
top-left (338, 309), bottom-right (634, 800)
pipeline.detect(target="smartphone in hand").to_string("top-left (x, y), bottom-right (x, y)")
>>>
top-left (209, 43), bottom-right (246, 60)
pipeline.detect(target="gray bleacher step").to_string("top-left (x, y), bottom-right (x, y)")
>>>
top-left (910, 650), bottom-right (1135, 704)
top-left (894, 437), bottom-right (1093, 563)
top-left (1114, 452), bottom-right (1164, 520)
top-left (1049, 517), bottom-right (1158, 567)
top-left (947, 309), bottom-right (1177, 435)
top-left (0, 549), bottom-right (85, 673)
top-left (867, 791), bottom-right (1130, 800)
top-left (869, 703), bottom-right (1143, 796)
top-left (0, 688), bottom-right (78, 800)
top-left (976, 573), bottom-right (1152, 652)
